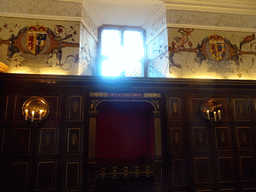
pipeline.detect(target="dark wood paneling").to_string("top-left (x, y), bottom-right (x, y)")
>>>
top-left (2, 74), bottom-right (256, 191)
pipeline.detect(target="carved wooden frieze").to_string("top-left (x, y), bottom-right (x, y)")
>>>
top-left (88, 165), bottom-right (161, 183)
top-left (90, 92), bottom-right (161, 98)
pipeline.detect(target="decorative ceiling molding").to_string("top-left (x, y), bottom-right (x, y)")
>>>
top-left (166, 9), bottom-right (256, 32)
top-left (167, 23), bottom-right (256, 33)
top-left (163, 0), bottom-right (256, 16)
top-left (0, 12), bottom-right (81, 22)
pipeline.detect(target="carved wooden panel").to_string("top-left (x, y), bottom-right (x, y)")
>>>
top-left (11, 162), bottom-right (28, 189)
top-left (192, 127), bottom-right (208, 150)
top-left (14, 95), bottom-right (30, 121)
top-left (240, 156), bottom-right (256, 179)
top-left (37, 161), bottom-right (55, 188)
top-left (171, 127), bottom-right (182, 150)
top-left (189, 98), bottom-right (204, 120)
top-left (218, 157), bottom-right (233, 180)
top-left (0, 128), bottom-right (4, 152)
top-left (0, 96), bottom-right (8, 120)
top-left (172, 159), bottom-right (184, 184)
top-left (169, 97), bottom-right (182, 120)
top-left (65, 162), bottom-right (80, 189)
top-left (44, 96), bottom-right (59, 120)
top-left (67, 128), bottom-right (81, 153)
top-left (233, 99), bottom-right (250, 120)
top-left (194, 157), bottom-right (211, 182)
top-left (68, 96), bottom-right (82, 120)
top-left (39, 128), bottom-right (57, 154)
top-left (215, 127), bottom-right (231, 149)
top-left (12, 128), bottom-right (31, 154)
top-left (237, 127), bottom-right (252, 148)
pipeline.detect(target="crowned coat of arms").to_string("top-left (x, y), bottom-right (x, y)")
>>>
top-left (209, 34), bottom-right (226, 62)
top-left (26, 25), bottom-right (47, 55)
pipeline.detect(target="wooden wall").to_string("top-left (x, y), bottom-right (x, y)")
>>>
top-left (1, 74), bottom-right (256, 192)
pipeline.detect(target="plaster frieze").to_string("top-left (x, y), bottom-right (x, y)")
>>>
top-left (0, 0), bottom-right (82, 18)
top-left (163, 0), bottom-right (256, 16)
top-left (0, 0), bottom-right (99, 41)
top-left (166, 10), bottom-right (256, 32)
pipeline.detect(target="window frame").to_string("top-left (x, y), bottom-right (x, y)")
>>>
top-left (97, 25), bottom-right (147, 77)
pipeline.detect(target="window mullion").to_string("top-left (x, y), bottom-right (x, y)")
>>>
top-left (120, 29), bottom-right (124, 47)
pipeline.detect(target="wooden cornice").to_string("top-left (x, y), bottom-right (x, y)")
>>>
top-left (1, 73), bottom-right (256, 93)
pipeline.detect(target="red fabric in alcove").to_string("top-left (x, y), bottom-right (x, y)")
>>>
top-left (95, 101), bottom-right (155, 164)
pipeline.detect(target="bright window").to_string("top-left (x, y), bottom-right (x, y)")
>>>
top-left (98, 26), bottom-right (146, 77)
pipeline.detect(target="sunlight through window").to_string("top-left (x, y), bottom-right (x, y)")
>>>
top-left (100, 27), bottom-right (145, 77)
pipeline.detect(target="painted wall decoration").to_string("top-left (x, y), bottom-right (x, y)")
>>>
top-left (166, 28), bottom-right (256, 79)
top-left (0, 19), bottom-right (79, 73)
top-left (0, 17), bottom-right (96, 76)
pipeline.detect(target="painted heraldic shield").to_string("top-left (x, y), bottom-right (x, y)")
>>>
top-left (26, 25), bottom-right (47, 55)
top-left (209, 35), bottom-right (226, 62)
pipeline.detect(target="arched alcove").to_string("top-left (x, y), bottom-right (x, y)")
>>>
top-left (88, 97), bottom-right (162, 163)
top-left (87, 94), bottom-right (163, 191)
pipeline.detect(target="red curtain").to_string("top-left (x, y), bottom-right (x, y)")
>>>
top-left (95, 101), bottom-right (155, 164)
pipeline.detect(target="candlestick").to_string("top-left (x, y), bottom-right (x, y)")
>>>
top-left (25, 109), bottom-right (28, 121)
top-left (31, 111), bottom-right (35, 122)
top-left (214, 111), bottom-right (217, 121)
top-left (218, 110), bottom-right (221, 120)
top-left (207, 110), bottom-right (210, 119)
top-left (39, 110), bottom-right (43, 121)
